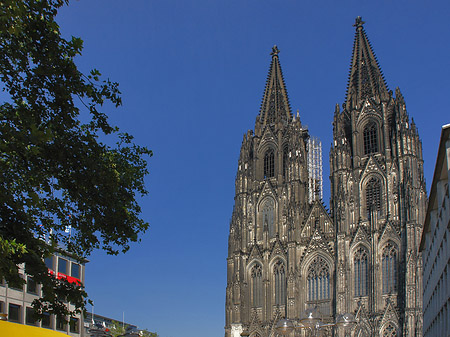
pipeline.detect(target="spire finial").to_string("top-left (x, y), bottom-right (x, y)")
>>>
top-left (271, 45), bottom-right (280, 56)
top-left (345, 16), bottom-right (388, 108)
top-left (259, 44), bottom-right (291, 125)
top-left (353, 16), bottom-right (365, 29)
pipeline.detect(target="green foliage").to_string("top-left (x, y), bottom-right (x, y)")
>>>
top-left (0, 0), bottom-right (152, 320)
top-left (140, 329), bottom-right (158, 337)
top-left (0, 237), bottom-right (27, 288)
top-left (108, 321), bottom-right (158, 337)
top-left (108, 320), bottom-right (126, 337)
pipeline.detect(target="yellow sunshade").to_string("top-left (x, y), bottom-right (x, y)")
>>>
top-left (0, 320), bottom-right (69, 337)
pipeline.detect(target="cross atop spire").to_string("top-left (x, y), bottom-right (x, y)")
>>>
top-left (271, 45), bottom-right (280, 56)
top-left (258, 46), bottom-right (292, 126)
top-left (344, 17), bottom-right (389, 110)
top-left (353, 16), bottom-right (365, 29)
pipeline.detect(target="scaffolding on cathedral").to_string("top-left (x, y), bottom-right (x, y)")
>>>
top-left (307, 137), bottom-right (323, 203)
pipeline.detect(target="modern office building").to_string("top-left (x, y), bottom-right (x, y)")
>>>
top-left (419, 124), bottom-right (450, 337)
top-left (225, 17), bottom-right (426, 337)
top-left (0, 251), bottom-right (86, 336)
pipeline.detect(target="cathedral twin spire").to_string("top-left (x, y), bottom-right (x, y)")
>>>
top-left (258, 45), bottom-right (292, 127)
top-left (226, 17), bottom-right (425, 337)
top-left (260, 16), bottom-right (389, 124)
top-left (345, 16), bottom-right (389, 110)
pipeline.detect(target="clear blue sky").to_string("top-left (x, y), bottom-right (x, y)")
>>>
top-left (56, 1), bottom-right (449, 337)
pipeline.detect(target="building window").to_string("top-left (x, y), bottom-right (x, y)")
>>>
top-left (264, 149), bottom-right (275, 178)
top-left (354, 247), bottom-right (368, 297)
top-left (363, 121), bottom-right (378, 155)
top-left (71, 263), bottom-right (80, 279)
top-left (0, 301), bottom-right (4, 314)
top-left (366, 177), bottom-right (381, 217)
top-left (251, 264), bottom-right (263, 307)
top-left (274, 261), bottom-right (286, 306)
top-left (261, 199), bottom-right (275, 238)
top-left (45, 256), bottom-right (53, 270)
top-left (27, 277), bottom-right (37, 294)
top-left (26, 307), bottom-right (37, 325)
top-left (70, 317), bottom-right (79, 333)
top-left (382, 323), bottom-right (397, 337)
top-left (41, 313), bottom-right (51, 328)
top-left (56, 316), bottom-right (67, 331)
top-left (58, 258), bottom-right (67, 274)
top-left (8, 303), bottom-right (21, 322)
top-left (307, 256), bottom-right (330, 301)
top-left (282, 145), bottom-right (289, 178)
top-left (382, 243), bottom-right (397, 294)
top-left (9, 273), bottom-right (24, 291)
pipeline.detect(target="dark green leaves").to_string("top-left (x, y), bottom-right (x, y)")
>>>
top-left (0, 0), bottom-right (151, 320)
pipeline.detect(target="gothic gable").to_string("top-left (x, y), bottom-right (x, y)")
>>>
top-left (299, 228), bottom-right (333, 265)
top-left (256, 181), bottom-right (278, 207)
top-left (379, 221), bottom-right (400, 246)
top-left (356, 98), bottom-right (383, 126)
top-left (379, 300), bottom-right (400, 330)
top-left (269, 237), bottom-right (287, 261)
top-left (305, 201), bottom-right (334, 234)
top-left (258, 126), bottom-right (277, 152)
top-left (248, 310), bottom-right (264, 337)
top-left (360, 156), bottom-right (386, 182)
top-left (301, 201), bottom-right (334, 237)
top-left (350, 226), bottom-right (370, 248)
top-left (248, 243), bottom-right (264, 262)
top-left (355, 303), bottom-right (373, 331)
top-left (267, 309), bottom-right (283, 336)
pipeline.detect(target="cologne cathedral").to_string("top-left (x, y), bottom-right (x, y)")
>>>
top-left (225, 17), bottom-right (426, 337)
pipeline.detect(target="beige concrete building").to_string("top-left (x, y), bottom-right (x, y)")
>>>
top-left (225, 17), bottom-right (426, 337)
top-left (419, 124), bottom-right (450, 337)
top-left (0, 251), bottom-right (86, 336)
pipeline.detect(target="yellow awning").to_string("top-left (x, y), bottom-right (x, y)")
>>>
top-left (0, 320), bottom-right (69, 337)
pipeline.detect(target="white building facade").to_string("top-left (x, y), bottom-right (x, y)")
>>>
top-left (420, 124), bottom-right (450, 337)
top-left (0, 251), bottom-right (86, 336)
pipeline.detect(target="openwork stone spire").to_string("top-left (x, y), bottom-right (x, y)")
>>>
top-left (258, 45), bottom-right (292, 126)
top-left (345, 17), bottom-right (389, 110)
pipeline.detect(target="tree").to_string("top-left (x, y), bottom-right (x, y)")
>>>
top-left (108, 321), bottom-right (158, 337)
top-left (108, 320), bottom-right (126, 337)
top-left (0, 0), bottom-right (152, 320)
top-left (140, 329), bottom-right (158, 337)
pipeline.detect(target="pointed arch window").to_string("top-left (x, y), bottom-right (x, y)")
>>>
top-left (274, 261), bottom-right (286, 306)
top-left (382, 323), bottom-right (397, 337)
top-left (366, 177), bottom-right (381, 217)
top-left (282, 145), bottom-right (289, 178)
top-left (264, 149), bottom-right (275, 178)
top-left (354, 247), bottom-right (369, 297)
top-left (262, 199), bottom-right (275, 238)
top-left (307, 256), bottom-right (330, 301)
top-left (251, 264), bottom-right (263, 308)
top-left (363, 121), bottom-right (378, 155)
top-left (382, 243), bottom-right (397, 294)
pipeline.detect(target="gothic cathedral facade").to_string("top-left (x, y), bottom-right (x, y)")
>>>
top-left (225, 18), bottom-right (426, 337)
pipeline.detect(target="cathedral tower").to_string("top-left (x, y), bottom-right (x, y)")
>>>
top-left (330, 17), bottom-right (426, 336)
top-left (225, 46), bottom-right (332, 337)
top-left (225, 17), bottom-right (426, 337)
